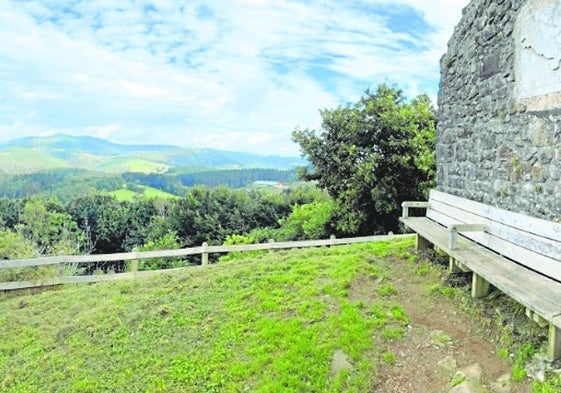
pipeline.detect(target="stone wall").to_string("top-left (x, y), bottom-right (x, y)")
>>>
top-left (437, 0), bottom-right (561, 222)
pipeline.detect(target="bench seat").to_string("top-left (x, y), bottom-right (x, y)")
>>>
top-left (400, 190), bottom-right (561, 360)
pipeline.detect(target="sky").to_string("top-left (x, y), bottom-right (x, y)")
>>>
top-left (0, 0), bottom-right (469, 156)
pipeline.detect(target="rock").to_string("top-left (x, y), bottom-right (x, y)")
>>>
top-left (525, 353), bottom-right (551, 382)
top-left (428, 330), bottom-right (453, 347)
top-left (449, 380), bottom-right (486, 393)
top-left (437, 356), bottom-right (458, 376)
top-left (490, 373), bottom-right (512, 393)
top-left (330, 349), bottom-right (352, 376)
top-left (457, 363), bottom-right (484, 381)
top-left (449, 363), bottom-right (486, 393)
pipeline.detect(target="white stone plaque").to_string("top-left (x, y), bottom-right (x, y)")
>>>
top-left (515, 0), bottom-right (561, 110)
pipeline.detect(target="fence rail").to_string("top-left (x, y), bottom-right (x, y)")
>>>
top-left (0, 234), bottom-right (410, 291)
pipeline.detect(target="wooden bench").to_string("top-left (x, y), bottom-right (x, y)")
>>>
top-left (400, 189), bottom-right (561, 361)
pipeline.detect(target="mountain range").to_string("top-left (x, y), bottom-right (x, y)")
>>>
top-left (0, 134), bottom-right (307, 175)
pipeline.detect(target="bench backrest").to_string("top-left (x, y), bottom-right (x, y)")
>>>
top-left (427, 190), bottom-right (561, 282)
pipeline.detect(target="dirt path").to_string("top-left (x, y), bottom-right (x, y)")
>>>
top-left (363, 255), bottom-right (531, 393)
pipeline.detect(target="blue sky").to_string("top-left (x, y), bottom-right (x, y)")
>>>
top-left (0, 0), bottom-right (468, 156)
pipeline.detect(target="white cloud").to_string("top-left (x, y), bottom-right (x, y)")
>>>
top-left (0, 0), bottom-right (469, 155)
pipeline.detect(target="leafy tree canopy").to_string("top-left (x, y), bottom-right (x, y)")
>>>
top-left (292, 84), bottom-right (436, 235)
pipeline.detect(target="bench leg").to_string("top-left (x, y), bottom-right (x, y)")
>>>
top-left (548, 324), bottom-right (561, 361)
top-left (525, 308), bottom-right (548, 328)
top-left (416, 235), bottom-right (431, 251)
top-left (471, 273), bottom-right (490, 298)
top-left (449, 257), bottom-right (460, 273)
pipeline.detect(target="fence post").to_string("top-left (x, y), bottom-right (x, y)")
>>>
top-left (329, 235), bottom-right (336, 247)
top-left (201, 242), bottom-right (209, 266)
top-left (56, 256), bottom-right (66, 276)
top-left (131, 248), bottom-right (139, 275)
top-left (268, 239), bottom-right (275, 253)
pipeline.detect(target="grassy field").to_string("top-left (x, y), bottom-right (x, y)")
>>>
top-left (141, 185), bottom-right (179, 199)
top-left (107, 185), bottom-right (179, 201)
top-left (0, 238), bottom-right (416, 393)
top-left (98, 158), bottom-right (170, 174)
top-left (107, 187), bottom-right (137, 201)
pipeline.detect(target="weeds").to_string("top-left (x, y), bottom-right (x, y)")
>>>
top-left (382, 351), bottom-right (396, 365)
top-left (377, 283), bottom-right (398, 297)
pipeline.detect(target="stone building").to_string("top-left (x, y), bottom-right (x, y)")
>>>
top-left (436, 0), bottom-right (561, 222)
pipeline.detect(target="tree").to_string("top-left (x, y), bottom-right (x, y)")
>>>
top-left (166, 186), bottom-right (289, 247)
top-left (0, 198), bottom-right (23, 229)
top-left (292, 84), bottom-right (436, 235)
top-left (18, 199), bottom-right (84, 255)
top-left (66, 195), bottom-right (129, 254)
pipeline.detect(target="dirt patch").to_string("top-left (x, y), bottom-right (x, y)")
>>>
top-left (351, 255), bottom-right (532, 393)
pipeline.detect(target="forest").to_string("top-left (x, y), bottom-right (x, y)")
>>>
top-left (0, 167), bottom-right (299, 200)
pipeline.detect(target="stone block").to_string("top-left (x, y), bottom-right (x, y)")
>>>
top-left (480, 53), bottom-right (501, 79)
top-left (529, 118), bottom-right (553, 147)
top-left (538, 147), bottom-right (555, 164)
top-left (531, 163), bottom-right (549, 182)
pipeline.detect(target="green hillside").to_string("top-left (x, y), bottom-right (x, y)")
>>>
top-left (0, 148), bottom-right (69, 174)
top-left (99, 158), bottom-right (170, 174)
top-left (0, 238), bottom-right (416, 393)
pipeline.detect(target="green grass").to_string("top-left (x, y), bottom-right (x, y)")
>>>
top-left (533, 377), bottom-right (561, 393)
top-left (126, 159), bottom-right (169, 173)
top-left (108, 186), bottom-right (178, 201)
top-left (0, 237), bottom-right (415, 392)
top-left (376, 283), bottom-right (397, 297)
top-left (107, 188), bottom-right (138, 201)
top-left (98, 158), bottom-right (169, 174)
top-left (141, 186), bottom-right (179, 199)
top-left (512, 342), bottom-right (536, 382)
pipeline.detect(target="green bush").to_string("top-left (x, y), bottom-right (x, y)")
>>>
top-left (136, 232), bottom-right (185, 270)
top-left (0, 229), bottom-right (56, 282)
top-left (276, 201), bottom-right (333, 241)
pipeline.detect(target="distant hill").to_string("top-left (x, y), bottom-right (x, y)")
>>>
top-left (0, 134), bottom-right (178, 156)
top-left (0, 134), bottom-right (307, 175)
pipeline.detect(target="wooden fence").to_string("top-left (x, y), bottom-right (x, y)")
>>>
top-left (0, 234), bottom-right (410, 291)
